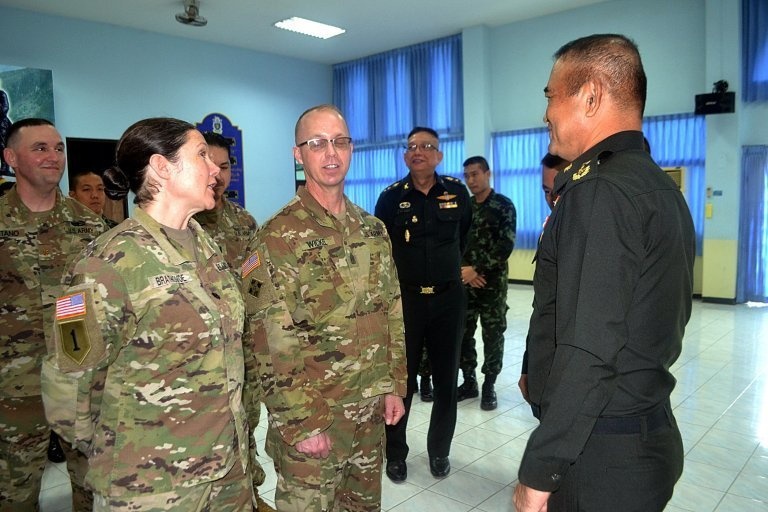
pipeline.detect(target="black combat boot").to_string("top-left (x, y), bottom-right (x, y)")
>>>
top-left (481, 378), bottom-right (498, 411)
top-left (457, 371), bottom-right (479, 401)
top-left (420, 376), bottom-right (434, 402)
top-left (47, 431), bottom-right (66, 463)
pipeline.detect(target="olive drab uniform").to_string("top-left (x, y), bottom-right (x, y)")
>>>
top-left (375, 173), bottom-right (472, 463)
top-left (41, 207), bottom-right (252, 510)
top-left (194, 199), bottom-right (266, 492)
top-left (460, 190), bottom-right (516, 381)
top-left (242, 186), bottom-right (407, 511)
top-left (0, 187), bottom-right (105, 509)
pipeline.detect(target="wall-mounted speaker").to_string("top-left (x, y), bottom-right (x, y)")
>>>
top-left (694, 92), bottom-right (735, 115)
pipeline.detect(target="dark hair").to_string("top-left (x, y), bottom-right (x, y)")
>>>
top-left (554, 34), bottom-right (647, 115)
top-left (463, 155), bottom-right (489, 170)
top-left (294, 104), bottom-right (346, 142)
top-left (5, 118), bottom-right (55, 147)
top-left (541, 153), bottom-right (568, 170)
top-left (407, 126), bottom-right (439, 141)
top-left (104, 117), bottom-right (194, 205)
top-left (69, 169), bottom-right (104, 190)
top-left (202, 131), bottom-right (233, 160)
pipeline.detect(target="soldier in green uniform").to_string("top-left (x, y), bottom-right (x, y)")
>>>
top-left (42, 118), bottom-right (254, 511)
top-left (242, 104), bottom-right (406, 511)
top-left (0, 118), bottom-right (106, 510)
top-left (192, 133), bottom-right (267, 507)
top-left (458, 156), bottom-right (516, 411)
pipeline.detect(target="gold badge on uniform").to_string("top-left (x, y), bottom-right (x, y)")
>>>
top-left (399, 202), bottom-right (411, 209)
top-left (436, 193), bottom-right (457, 201)
top-left (439, 202), bottom-right (458, 209)
top-left (405, 229), bottom-right (410, 243)
top-left (411, 215), bottom-right (418, 223)
top-left (572, 161), bottom-right (591, 181)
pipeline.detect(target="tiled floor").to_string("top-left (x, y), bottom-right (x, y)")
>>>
top-left (40, 284), bottom-right (768, 511)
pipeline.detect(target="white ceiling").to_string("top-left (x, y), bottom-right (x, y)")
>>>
top-left (0, 0), bottom-right (615, 65)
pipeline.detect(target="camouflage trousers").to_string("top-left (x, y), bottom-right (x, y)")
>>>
top-left (460, 275), bottom-right (509, 378)
top-left (92, 454), bottom-right (254, 512)
top-left (0, 396), bottom-right (49, 511)
top-left (266, 396), bottom-right (384, 512)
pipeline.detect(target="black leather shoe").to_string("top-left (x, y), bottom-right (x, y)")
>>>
top-left (481, 382), bottom-right (497, 411)
top-left (47, 431), bottom-right (66, 463)
top-left (386, 459), bottom-right (407, 483)
top-left (457, 376), bottom-right (479, 401)
top-left (420, 377), bottom-right (433, 402)
top-left (429, 456), bottom-right (450, 478)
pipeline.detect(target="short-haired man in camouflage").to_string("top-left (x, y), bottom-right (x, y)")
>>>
top-left (242, 104), bottom-right (407, 511)
top-left (43, 117), bottom-right (254, 511)
top-left (458, 156), bottom-right (516, 411)
top-left (0, 118), bottom-right (106, 509)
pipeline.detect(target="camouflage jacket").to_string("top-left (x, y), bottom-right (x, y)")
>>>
top-left (41, 207), bottom-right (248, 497)
top-left (463, 189), bottom-right (516, 277)
top-left (194, 198), bottom-right (258, 273)
top-left (242, 186), bottom-right (407, 446)
top-left (0, 186), bottom-right (105, 398)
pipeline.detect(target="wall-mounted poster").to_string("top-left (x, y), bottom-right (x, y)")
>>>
top-left (0, 66), bottom-right (56, 178)
top-left (196, 113), bottom-right (245, 208)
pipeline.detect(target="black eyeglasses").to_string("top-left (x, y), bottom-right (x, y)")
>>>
top-left (404, 143), bottom-right (438, 153)
top-left (297, 137), bottom-right (353, 152)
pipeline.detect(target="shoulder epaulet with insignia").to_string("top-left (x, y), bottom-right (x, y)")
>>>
top-left (443, 176), bottom-right (460, 183)
top-left (383, 180), bottom-right (403, 192)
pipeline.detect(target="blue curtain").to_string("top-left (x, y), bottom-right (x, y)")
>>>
top-left (491, 114), bottom-right (706, 252)
top-left (742, 0), bottom-right (768, 102)
top-left (737, 146), bottom-right (768, 302)
top-left (491, 128), bottom-right (551, 250)
top-left (642, 114), bottom-right (706, 255)
top-left (333, 34), bottom-right (464, 213)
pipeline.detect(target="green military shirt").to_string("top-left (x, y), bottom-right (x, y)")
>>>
top-left (242, 186), bottom-right (407, 446)
top-left (463, 189), bottom-right (516, 279)
top-left (194, 199), bottom-right (258, 272)
top-left (0, 186), bottom-right (105, 398)
top-left (42, 207), bottom-right (248, 498)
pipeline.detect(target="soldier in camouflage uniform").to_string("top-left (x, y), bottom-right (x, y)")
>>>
top-left (41, 118), bottom-right (254, 511)
top-left (458, 156), bottom-right (516, 411)
top-left (0, 119), bottom-right (106, 510)
top-left (242, 105), bottom-right (407, 511)
top-left (193, 132), bottom-right (267, 505)
top-left (194, 131), bottom-right (258, 271)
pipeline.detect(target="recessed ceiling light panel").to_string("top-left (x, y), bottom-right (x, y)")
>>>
top-left (273, 17), bottom-right (345, 39)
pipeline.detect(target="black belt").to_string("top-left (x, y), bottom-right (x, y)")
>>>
top-left (401, 281), bottom-right (457, 295)
top-left (530, 402), bottom-right (671, 435)
top-left (592, 404), bottom-right (671, 435)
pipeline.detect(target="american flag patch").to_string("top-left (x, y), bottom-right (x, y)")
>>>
top-left (56, 292), bottom-right (86, 320)
top-left (241, 251), bottom-right (261, 278)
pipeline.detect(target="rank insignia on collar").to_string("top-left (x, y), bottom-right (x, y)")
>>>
top-left (404, 183), bottom-right (410, 190)
top-left (573, 161), bottom-right (591, 181)
top-left (563, 162), bottom-right (573, 173)
top-left (436, 193), bottom-right (457, 201)
top-left (399, 201), bottom-right (411, 209)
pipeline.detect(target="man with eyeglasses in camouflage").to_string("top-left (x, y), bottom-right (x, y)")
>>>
top-left (242, 104), bottom-right (406, 511)
top-left (376, 127), bottom-right (472, 483)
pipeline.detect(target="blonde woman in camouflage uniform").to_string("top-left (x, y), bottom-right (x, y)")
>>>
top-left (42, 118), bottom-right (254, 511)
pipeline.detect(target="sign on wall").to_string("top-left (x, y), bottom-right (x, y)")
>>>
top-left (196, 113), bottom-right (245, 208)
top-left (0, 66), bottom-right (56, 178)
